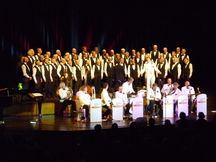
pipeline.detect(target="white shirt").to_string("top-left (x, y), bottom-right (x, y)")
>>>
top-left (180, 54), bottom-right (190, 62)
top-left (141, 53), bottom-right (146, 61)
top-left (72, 65), bottom-right (84, 80)
top-left (171, 62), bottom-right (181, 77)
top-left (115, 91), bottom-right (128, 106)
top-left (150, 50), bottom-right (160, 57)
top-left (161, 83), bottom-right (173, 95)
top-left (57, 63), bottom-right (66, 78)
top-left (59, 87), bottom-right (70, 99)
top-left (122, 81), bottom-right (135, 94)
top-left (184, 63), bottom-right (193, 77)
top-left (41, 64), bottom-right (53, 81)
top-left (147, 87), bottom-right (162, 100)
top-left (170, 88), bottom-right (181, 100)
top-left (142, 61), bottom-right (160, 75)
top-left (82, 65), bottom-right (93, 79)
top-left (101, 88), bottom-right (111, 106)
top-left (32, 65), bottom-right (41, 83)
top-left (104, 61), bottom-right (113, 76)
top-left (156, 62), bottom-right (168, 77)
top-left (181, 86), bottom-right (195, 96)
top-left (79, 91), bottom-right (91, 106)
top-left (92, 64), bottom-right (103, 78)
top-left (21, 63), bottom-right (31, 78)
top-left (128, 64), bottom-right (140, 77)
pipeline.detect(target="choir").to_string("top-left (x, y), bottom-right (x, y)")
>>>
top-left (17, 45), bottom-right (193, 100)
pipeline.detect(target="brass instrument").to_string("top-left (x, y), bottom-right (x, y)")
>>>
top-left (65, 86), bottom-right (73, 100)
top-left (150, 95), bottom-right (162, 101)
top-left (168, 87), bottom-right (174, 95)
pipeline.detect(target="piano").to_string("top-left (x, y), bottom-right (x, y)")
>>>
top-left (0, 88), bottom-right (13, 121)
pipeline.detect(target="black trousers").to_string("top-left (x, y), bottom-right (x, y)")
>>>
top-left (94, 76), bottom-right (101, 94)
top-left (74, 78), bottom-right (82, 94)
top-left (82, 105), bottom-right (89, 118)
top-left (183, 75), bottom-right (190, 82)
top-left (22, 77), bottom-right (30, 90)
top-left (124, 103), bottom-right (131, 115)
top-left (171, 74), bottom-right (179, 83)
top-left (102, 105), bottom-right (111, 117)
top-left (106, 76), bottom-right (113, 88)
top-left (149, 100), bottom-right (161, 115)
top-left (86, 77), bottom-right (92, 86)
top-left (61, 100), bottom-right (75, 114)
top-left (51, 77), bottom-right (59, 97)
top-left (35, 80), bottom-right (42, 91)
top-left (44, 80), bottom-right (51, 97)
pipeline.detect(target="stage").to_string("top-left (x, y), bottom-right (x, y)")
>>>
top-left (0, 90), bottom-right (216, 162)
top-left (0, 90), bottom-right (215, 132)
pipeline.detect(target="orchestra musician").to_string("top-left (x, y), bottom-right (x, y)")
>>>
top-left (101, 83), bottom-right (112, 120)
top-left (115, 85), bottom-right (131, 116)
top-left (161, 78), bottom-right (173, 96)
top-left (168, 82), bottom-right (181, 116)
top-left (181, 81), bottom-right (195, 114)
top-left (147, 83), bottom-right (162, 117)
top-left (122, 77), bottom-right (135, 95)
top-left (58, 82), bottom-right (74, 116)
top-left (78, 85), bottom-right (91, 118)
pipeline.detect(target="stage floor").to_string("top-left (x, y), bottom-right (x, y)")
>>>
top-left (2, 90), bottom-right (216, 132)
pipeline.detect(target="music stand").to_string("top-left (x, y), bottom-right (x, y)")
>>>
top-left (28, 93), bottom-right (43, 123)
top-left (163, 95), bottom-right (174, 121)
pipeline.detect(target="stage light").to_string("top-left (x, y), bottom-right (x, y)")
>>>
top-left (211, 110), bottom-right (216, 113)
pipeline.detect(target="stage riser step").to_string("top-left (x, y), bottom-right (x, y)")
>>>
top-left (3, 102), bottom-right (55, 116)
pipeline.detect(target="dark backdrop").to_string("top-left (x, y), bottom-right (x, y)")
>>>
top-left (0, 0), bottom-right (215, 91)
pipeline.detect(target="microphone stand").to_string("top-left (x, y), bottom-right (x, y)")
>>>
top-left (164, 94), bottom-right (167, 122)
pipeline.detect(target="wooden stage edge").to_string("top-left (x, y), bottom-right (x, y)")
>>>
top-left (1, 111), bottom-right (216, 132)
